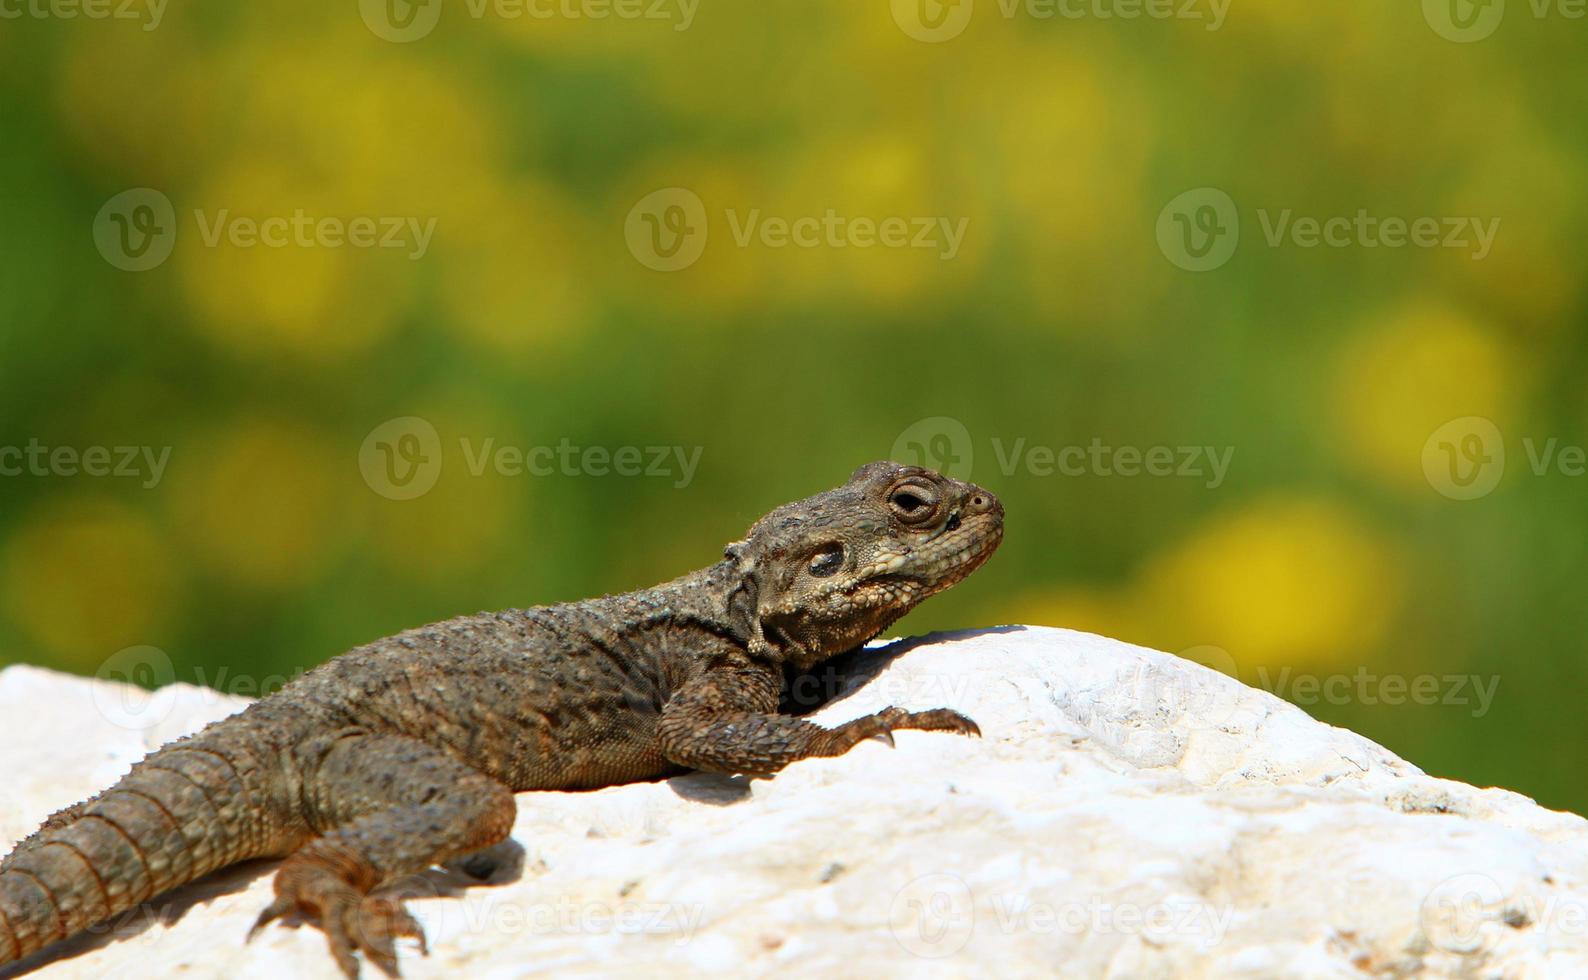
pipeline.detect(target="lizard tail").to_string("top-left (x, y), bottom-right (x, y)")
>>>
top-left (0, 727), bottom-right (293, 966)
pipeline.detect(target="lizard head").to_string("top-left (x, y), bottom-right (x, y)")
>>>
top-left (725, 461), bottom-right (1003, 669)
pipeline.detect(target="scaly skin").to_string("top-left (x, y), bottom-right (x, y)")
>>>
top-left (0, 461), bottom-right (1003, 978)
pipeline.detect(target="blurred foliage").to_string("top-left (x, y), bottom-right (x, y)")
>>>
top-left (1, 2), bottom-right (1586, 811)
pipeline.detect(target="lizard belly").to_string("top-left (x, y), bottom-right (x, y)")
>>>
top-left (488, 662), bottom-right (675, 791)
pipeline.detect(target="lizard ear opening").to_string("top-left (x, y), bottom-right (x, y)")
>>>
top-left (724, 544), bottom-right (773, 657)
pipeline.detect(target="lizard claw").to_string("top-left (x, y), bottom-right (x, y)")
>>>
top-left (355, 893), bottom-right (430, 977)
top-left (829, 706), bottom-right (981, 757)
top-left (253, 867), bottom-right (366, 979)
top-left (248, 897), bottom-right (289, 942)
top-left (885, 707), bottom-right (981, 738)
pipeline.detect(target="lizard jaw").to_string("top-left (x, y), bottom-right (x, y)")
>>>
top-left (805, 505), bottom-right (1005, 659)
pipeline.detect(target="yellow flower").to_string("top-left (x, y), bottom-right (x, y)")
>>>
top-left (177, 161), bottom-right (418, 362)
top-left (1137, 497), bottom-right (1401, 672)
top-left (2, 497), bottom-right (181, 671)
top-left (1331, 302), bottom-right (1521, 493)
top-left (357, 403), bottom-right (522, 580)
top-left (165, 418), bottom-right (349, 590)
top-left (436, 181), bottom-right (592, 359)
top-left (1001, 586), bottom-right (1139, 646)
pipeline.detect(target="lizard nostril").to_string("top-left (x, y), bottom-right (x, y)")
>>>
top-left (965, 492), bottom-right (1002, 518)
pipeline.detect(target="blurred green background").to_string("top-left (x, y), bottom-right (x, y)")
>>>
top-left (1, 2), bottom-right (1585, 811)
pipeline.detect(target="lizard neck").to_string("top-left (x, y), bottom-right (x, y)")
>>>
top-left (644, 558), bottom-right (868, 673)
top-left (639, 558), bottom-right (803, 668)
top-left (631, 559), bottom-right (756, 652)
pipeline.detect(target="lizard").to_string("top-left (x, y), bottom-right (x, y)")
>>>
top-left (0, 460), bottom-right (1003, 978)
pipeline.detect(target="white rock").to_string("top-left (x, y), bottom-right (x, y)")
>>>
top-left (2, 626), bottom-right (1585, 979)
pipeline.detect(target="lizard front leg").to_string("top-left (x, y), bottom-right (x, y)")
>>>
top-left (656, 664), bottom-right (980, 778)
top-left (250, 731), bottom-right (516, 979)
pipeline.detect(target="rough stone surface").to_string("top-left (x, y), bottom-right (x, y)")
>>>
top-left (3, 626), bottom-right (1586, 978)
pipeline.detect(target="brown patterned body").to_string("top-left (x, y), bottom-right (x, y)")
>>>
top-left (0, 462), bottom-right (1002, 977)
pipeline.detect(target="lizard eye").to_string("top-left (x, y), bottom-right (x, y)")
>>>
top-left (889, 484), bottom-right (938, 524)
top-left (808, 544), bottom-right (845, 577)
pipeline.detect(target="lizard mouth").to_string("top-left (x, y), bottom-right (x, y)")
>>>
top-left (938, 520), bottom-right (1003, 581)
top-left (886, 511), bottom-right (1004, 592)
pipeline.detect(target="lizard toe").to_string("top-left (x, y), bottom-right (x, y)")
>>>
top-left (246, 895), bottom-right (294, 941)
top-left (354, 893), bottom-right (428, 976)
top-left (261, 864), bottom-right (366, 979)
top-left (918, 708), bottom-right (980, 737)
top-left (324, 904), bottom-right (363, 980)
top-left (829, 713), bottom-right (895, 752)
top-left (880, 707), bottom-right (982, 738)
